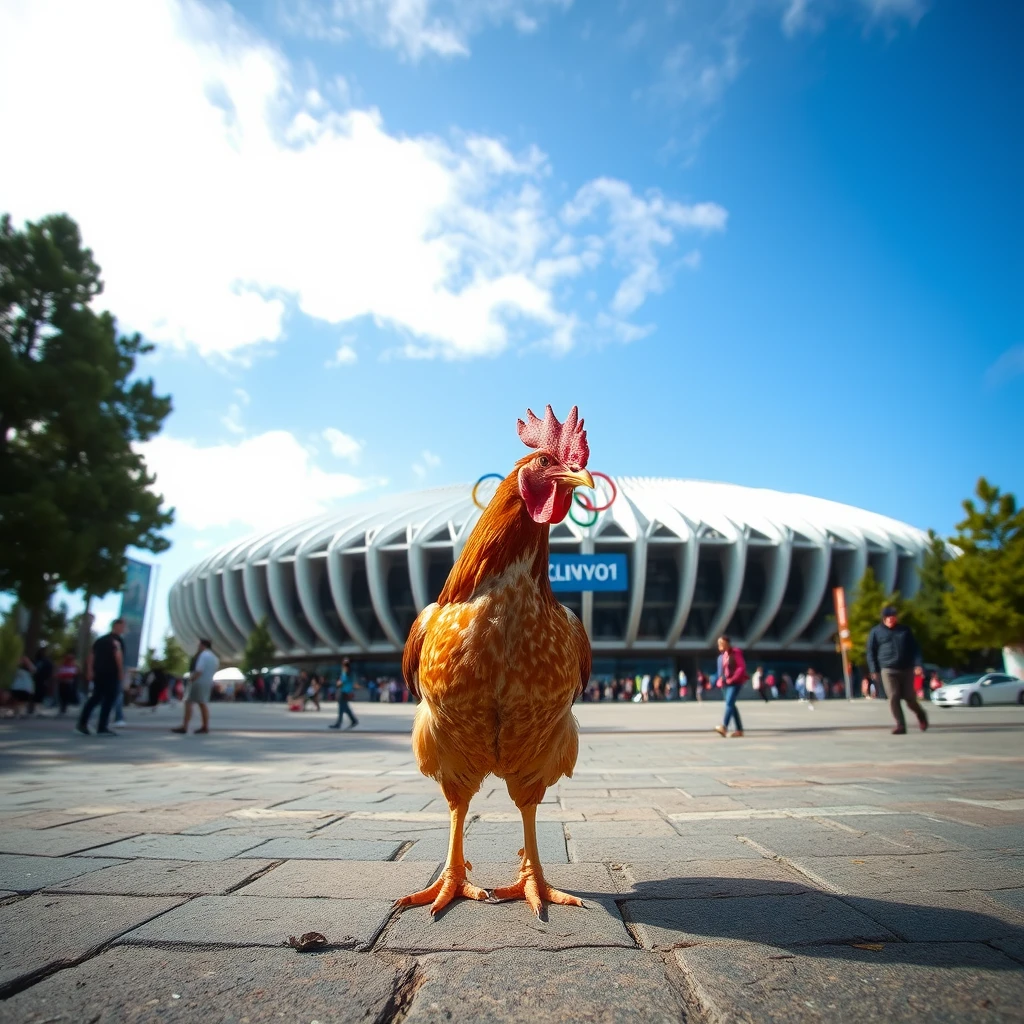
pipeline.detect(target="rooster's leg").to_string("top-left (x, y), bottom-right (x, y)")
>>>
top-left (395, 799), bottom-right (487, 915)
top-left (490, 804), bottom-right (583, 916)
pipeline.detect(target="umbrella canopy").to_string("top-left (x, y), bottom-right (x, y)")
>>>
top-left (213, 667), bottom-right (246, 682)
top-left (269, 664), bottom-right (302, 676)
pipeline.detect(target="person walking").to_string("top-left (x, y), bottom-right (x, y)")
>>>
top-left (329, 658), bottom-right (359, 729)
top-left (10, 654), bottom-right (37, 717)
top-left (303, 673), bottom-right (322, 711)
top-left (56, 652), bottom-right (79, 714)
top-left (171, 639), bottom-right (218, 735)
top-left (714, 635), bottom-right (748, 738)
top-left (32, 645), bottom-right (54, 707)
top-left (867, 604), bottom-right (928, 735)
top-left (76, 619), bottom-right (126, 736)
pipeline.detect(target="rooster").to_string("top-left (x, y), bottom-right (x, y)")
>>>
top-left (395, 406), bottom-right (594, 917)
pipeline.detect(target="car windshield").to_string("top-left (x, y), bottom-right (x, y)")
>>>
top-left (947, 674), bottom-right (983, 687)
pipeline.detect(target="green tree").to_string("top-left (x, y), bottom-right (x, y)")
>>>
top-left (0, 213), bottom-right (173, 650)
top-left (0, 611), bottom-right (23, 691)
top-left (242, 618), bottom-right (276, 677)
top-left (944, 478), bottom-right (1024, 653)
top-left (847, 567), bottom-right (897, 668)
top-left (902, 530), bottom-right (965, 668)
top-left (160, 634), bottom-right (189, 677)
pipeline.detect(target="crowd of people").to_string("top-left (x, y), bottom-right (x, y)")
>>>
top-left (582, 663), bottom-right (856, 704)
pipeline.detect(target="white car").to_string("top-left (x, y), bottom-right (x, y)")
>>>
top-left (932, 673), bottom-right (1024, 707)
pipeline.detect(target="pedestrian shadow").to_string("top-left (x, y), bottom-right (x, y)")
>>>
top-left (618, 877), bottom-right (1024, 966)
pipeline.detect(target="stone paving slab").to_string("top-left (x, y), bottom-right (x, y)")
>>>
top-left (566, 819), bottom-right (679, 838)
top-left (615, 858), bottom-right (813, 899)
top-left (405, 948), bottom-right (687, 1023)
top-left (44, 858), bottom-right (277, 896)
top-left (0, 945), bottom-right (414, 1024)
top-left (0, 893), bottom-right (184, 993)
top-left (625, 892), bottom-right (897, 949)
top-left (236, 859), bottom-right (441, 899)
top-left (383, 864), bottom-right (631, 953)
top-left (843, 890), bottom-right (1024, 942)
top-left (238, 836), bottom-right (404, 860)
top-left (735, 820), bottom-right (929, 857)
top-left (991, 937), bottom-right (1024, 966)
top-left (0, 810), bottom-right (115, 830)
top-left (567, 832), bottom-right (760, 862)
top-left (787, 851), bottom-right (1024, 896)
top-left (74, 833), bottom-right (269, 861)
top-left (120, 894), bottom-right (393, 950)
top-left (675, 940), bottom-right (1024, 1024)
top-left (401, 826), bottom-right (571, 864)
top-left (274, 792), bottom-right (433, 812)
top-left (313, 817), bottom-right (449, 840)
top-left (0, 827), bottom-right (140, 857)
top-left (0, 854), bottom-right (126, 893)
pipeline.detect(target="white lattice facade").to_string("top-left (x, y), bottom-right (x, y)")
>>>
top-left (168, 479), bottom-right (930, 661)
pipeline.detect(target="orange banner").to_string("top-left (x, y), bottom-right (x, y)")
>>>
top-left (833, 586), bottom-right (853, 651)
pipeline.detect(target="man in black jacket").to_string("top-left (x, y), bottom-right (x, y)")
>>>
top-left (867, 605), bottom-right (928, 734)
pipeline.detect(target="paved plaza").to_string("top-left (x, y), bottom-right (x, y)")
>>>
top-left (0, 700), bottom-right (1023, 1023)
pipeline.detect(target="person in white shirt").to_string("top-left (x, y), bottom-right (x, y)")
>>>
top-left (172, 638), bottom-right (219, 735)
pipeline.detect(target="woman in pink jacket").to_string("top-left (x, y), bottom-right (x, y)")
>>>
top-left (714, 635), bottom-right (748, 738)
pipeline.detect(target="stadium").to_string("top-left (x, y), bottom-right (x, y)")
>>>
top-left (168, 478), bottom-right (930, 681)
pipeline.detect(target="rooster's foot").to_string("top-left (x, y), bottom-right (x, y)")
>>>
top-left (489, 863), bottom-right (584, 917)
top-left (394, 861), bottom-right (488, 916)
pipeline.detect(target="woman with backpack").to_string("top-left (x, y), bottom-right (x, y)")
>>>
top-left (714, 635), bottom-right (748, 738)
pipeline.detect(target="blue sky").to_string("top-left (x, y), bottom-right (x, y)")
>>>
top-left (1, 0), bottom-right (1020, 646)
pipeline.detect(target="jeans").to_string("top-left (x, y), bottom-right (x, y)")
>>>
top-left (78, 678), bottom-right (119, 732)
top-left (723, 685), bottom-right (743, 731)
top-left (334, 695), bottom-right (358, 726)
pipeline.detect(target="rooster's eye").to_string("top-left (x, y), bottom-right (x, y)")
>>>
top-left (538, 455), bottom-right (550, 468)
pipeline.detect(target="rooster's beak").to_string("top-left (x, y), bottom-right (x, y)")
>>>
top-left (559, 468), bottom-right (595, 490)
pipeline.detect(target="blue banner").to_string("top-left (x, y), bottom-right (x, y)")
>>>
top-left (549, 554), bottom-right (628, 592)
top-left (119, 558), bottom-right (153, 669)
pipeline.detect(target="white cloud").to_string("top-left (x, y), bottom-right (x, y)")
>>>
top-left (322, 427), bottom-right (363, 462)
top-left (682, 249), bottom-right (702, 270)
top-left (0, 0), bottom-right (724, 361)
top-left (412, 449), bottom-right (442, 479)
top-left (221, 389), bottom-right (249, 435)
top-left (283, 0), bottom-right (572, 61)
top-left (327, 341), bottom-right (359, 366)
top-left (563, 179), bottom-right (726, 316)
top-left (138, 430), bottom-right (386, 532)
top-left (782, 0), bottom-right (926, 36)
top-left (221, 403), bottom-right (245, 435)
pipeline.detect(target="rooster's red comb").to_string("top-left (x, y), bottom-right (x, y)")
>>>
top-left (517, 405), bottom-right (589, 468)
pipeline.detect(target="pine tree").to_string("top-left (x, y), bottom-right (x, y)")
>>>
top-left (847, 567), bottom-right (897, 669)
top-left (902, 530), bottom-right (965, 668)
top-left (242, 619), bottom-right (276, 677)
top-left (0, 213), bottom-right (173, 651)
top-left (944, 478), bottom-right (1024, 653)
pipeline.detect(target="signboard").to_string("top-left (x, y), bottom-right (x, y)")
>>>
top-left (119, 559), bottom-right (153, 669)
top-left (549, 554), bottom-right (628, 592)
top-left (832, 586), bottom-right (852, 651)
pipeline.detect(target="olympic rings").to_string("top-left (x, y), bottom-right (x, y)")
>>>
top-left (472, 473), bottom-right (504, 511)
top-left (573, 471), bottom-right (617, 513)
top-left (472, 469), bottom-right (618, 526)
top-left (569, 502), bottom-right (598, 528)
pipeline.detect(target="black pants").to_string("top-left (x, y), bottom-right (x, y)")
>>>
top-left (334, 696), bottom-right (358, 726)
top-left (880, 669), bottom-right (926, 730)
top-left (78, 677), bottom-right (118, 732)
top-left (58, 682), bottom-right (78, 713)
